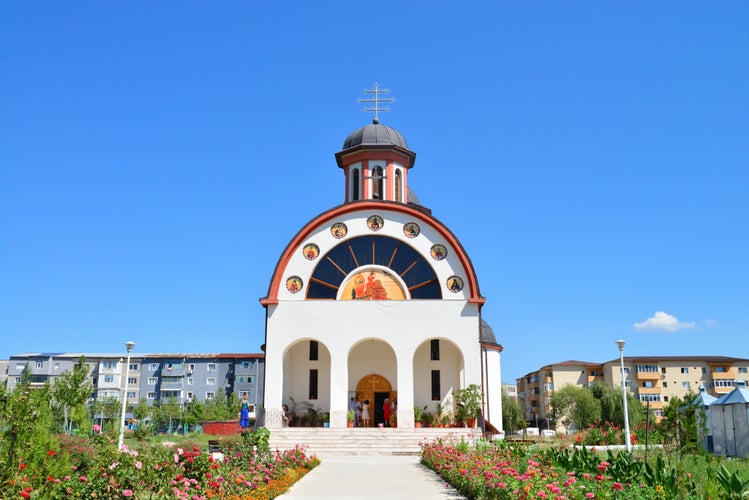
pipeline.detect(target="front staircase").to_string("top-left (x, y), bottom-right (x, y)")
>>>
top-left (268, 427), bottom-right (482, 456)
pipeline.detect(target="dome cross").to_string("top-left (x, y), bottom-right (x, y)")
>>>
top-left (357, 82), bottom-right (396, 124)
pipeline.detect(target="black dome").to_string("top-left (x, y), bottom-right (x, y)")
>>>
top-left (342, 123), bottom-right (409, 150)
top-left (480, 319), bottom-right (498, 344)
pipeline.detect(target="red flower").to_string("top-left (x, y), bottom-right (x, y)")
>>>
top-left (20, 491), bottom-right (30, 499)
top-left (612, 482), bottom-right (623, 490)
top-left (48, 450), bottom-right (56, 457)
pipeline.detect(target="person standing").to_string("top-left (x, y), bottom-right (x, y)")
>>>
top-left (239, 394), bottom-right (251, 428)
top-left (383, 398), bottom-right (391, 427)
top-left (362, 399), bottom-right (370, 427)
top-left (356, 398), bottom-right (363, 427)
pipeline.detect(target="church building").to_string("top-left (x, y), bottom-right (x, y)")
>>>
top-left (261, 110), bottom-right (503, 432)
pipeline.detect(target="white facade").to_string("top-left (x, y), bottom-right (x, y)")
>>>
top-left (261, 120), bottom-right (503, 432)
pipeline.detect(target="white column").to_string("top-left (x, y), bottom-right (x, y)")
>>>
top-left (263, 330), bottom-right (285, 429)
top-left (396, 348), bottom-right (414, 428)
top-left (329, 352), bottom-right (349, 428)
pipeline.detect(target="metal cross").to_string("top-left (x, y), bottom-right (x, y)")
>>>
top-left (357, 82), bottom-right (396, 123)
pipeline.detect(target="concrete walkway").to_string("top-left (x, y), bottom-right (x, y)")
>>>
top-left (278, 454), bottom-right (466, 499)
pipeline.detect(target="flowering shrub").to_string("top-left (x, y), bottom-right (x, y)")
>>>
top-left (421, 440), bottom-right (665, 499)
top-left (0, 432), bottom-right (319, 499)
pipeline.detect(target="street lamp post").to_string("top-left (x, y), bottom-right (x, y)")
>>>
top-left (118, 341), bottom-right (136, 451)
top-left (616, 339), bottom-right (632, 453)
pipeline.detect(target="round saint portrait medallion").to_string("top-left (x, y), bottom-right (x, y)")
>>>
top-left (330, 222), bottom-right (348, 239)
top-left (430, 244), bottom-right (448, 261)
top-left (286, 276), bottom-right (303, 294)
top-left (403, 222), bottom-right (420, 238)
top-left (367, 215), bottom-right (384, 231)
top-left (446, 275), bottom-right (464, 293)
top-left (303, 243), bottom-right (320, 260)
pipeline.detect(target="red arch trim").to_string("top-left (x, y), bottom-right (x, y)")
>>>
top-left (262, 201), bottom-right (485, 307)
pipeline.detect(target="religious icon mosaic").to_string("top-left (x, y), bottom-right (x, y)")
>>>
top-left (303, 243), bottom-right (320, 260)
top-left (367, 215), bottom-right (384, 231)
top-left (331, 222), bottom-right (348, 239)
top-left (446, 275), bottom-right (464, 293)
top-left (286, 276), bottom-right (303, 294)
top-left (403, 222), bottom-right (420, 238)
top-left (340, 269), bottom-right (407, 300)
top-left (430, 244), bottom-right (448, 261)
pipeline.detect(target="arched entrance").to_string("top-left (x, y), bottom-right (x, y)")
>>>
top-left (356, 374), bottom-right (395, 427)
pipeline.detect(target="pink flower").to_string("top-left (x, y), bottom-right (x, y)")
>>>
top-left (135, 461), bottom-right (142, 469)
top-left (123, 490), bottom-right (134, 497)
top-left (79, 476), bottom-right (88, 482)
top-left (598, 461), bottom-right (610, 471)
top-left (586, 494), bottom-right (595, 499)
top-left (612, 482), bottom-right (623, 490)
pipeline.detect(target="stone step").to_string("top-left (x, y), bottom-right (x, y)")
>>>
top-left (268, 427), bottom-right (482, 456)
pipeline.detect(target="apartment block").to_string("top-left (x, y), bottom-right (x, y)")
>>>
top-left (517, 356), bottom-right (749, 426)
top-left (6, 352), bottom-right (264, 413)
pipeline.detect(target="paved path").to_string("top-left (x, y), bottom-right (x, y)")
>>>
top-left (278, 455), bottom-right (466, 499)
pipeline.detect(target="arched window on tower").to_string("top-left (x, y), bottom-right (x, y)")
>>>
top-left (372, 166), bottom-right (384, 200)
top-left (351, 168), bottom-right (360, 201)
top-left (394, 169), bottom-right (402, 202)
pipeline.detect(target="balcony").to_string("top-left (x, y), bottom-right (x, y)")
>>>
top-left (636, 371), bottom-right (661, 381)
top-left (638, 387), bottom-right (661, 395)
top-left (711, 371), bottom-right (735, 380)
top-left (161, 367), bottom-right (186, 377)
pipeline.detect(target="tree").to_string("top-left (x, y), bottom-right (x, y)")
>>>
top-left (51, 356), bottom-right (93, 435)
top-left (502, 390), bottom-right (525, 434)
top-left (204, 388), bottom-right (234, 421)
top-left (153, 397), bottom-right (182, 433)
top-left (183, 398), bottom-right (204, 428)
top-left (550, 384), bottom-right (601, 430)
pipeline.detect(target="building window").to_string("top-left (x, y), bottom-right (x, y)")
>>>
top-left (187, 363), bottom-right (195, 372)
top-left (372, 166), bottom-right (384, 199)
top-left (639, 394), bottom-right (661, 402)
top-left (187, 377), bottom-right (194, 386)
top-left (127, 391), bottom-right (136, 399)
top-left (740, 367), bottom-right (748, 373)
top-left (624, 381), bottom-right (631, 389)
top-left (352, 168), bottom-right (360, 201)
top-left (54, 362), bottom-right (60, 370)
top-left (642, 381), bottom-right (654, 388)
top-left (128, 377), bottom-right (137, 385)
top-left (309, 341), bottom-right (318, 361)
top-left (309, 369), bottom-right (318, 400)
top-left (431, 370), bottom-right (441, 400)
top-left (149, 363), bottom-right (159, 371)
top-left (394, 169), bottom-right (402, 202)
top-left (102, 361), bottom-right (117, 370)
top-left (623, 367), bottom-right (630, 374)
top-left (129, 363), bottom-right (138, 371)
top-left (715, 379), bottom-right (735, 388)
top-left (35, 361), bottom-right (43, 369)
top-left (206, 392), bottom-right (215, 400)
top-left (637, 365), bottom-right (659, 373)
top-left (207, 363), bottom-right (217, 372)
top-left (147, 377), bottom-right (158, 385)
top-left (663, 396), bottom-right (669, 402)
top-left (702, 367), bottom-right (707, 374)
top-left (714, 367), bottom-right (727, 373)
top-left (207, 377), bottom-right (216, 386)
top-left (430, 339), bottom-right (440, 361)
top-left (238, 390), bottom-right (251, 398)
top-left (147, 392), bottom-right (156, 399)
top-left (681, 367), bottom-right (689, 374)
top-left (682, 381), bottom-right (690, 388)
top-left (663, 382), bottom-right (668, 388)
top-left (186, 392), bottom-right (194, 402)
top-left (241, 361), bottom-right (251, 369)
top-left (237, 376), bottom-right (254, 384)
top-left (104, 375), bottom-right (115, 383)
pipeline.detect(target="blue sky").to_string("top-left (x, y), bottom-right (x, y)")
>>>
top-left (2, 2), bottom-right (747, 382)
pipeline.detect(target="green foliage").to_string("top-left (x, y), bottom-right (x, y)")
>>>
top-left (203, 387), bottom-right (234, 421)
top-left (550, 384), bottom-right (601, 429)
top-left (714, 464), bottom-right (749, 498)
top-left (51, 356), bottom-right (93, 436)
top-left (152, 396), bottom-right (183, 433)
top-left (454, 384), bottom-right (482, 420)
top-left (501, 390), bottom-right (525, 434)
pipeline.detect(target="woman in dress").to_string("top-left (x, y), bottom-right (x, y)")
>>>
top-left (362, 399), bottom-right (370, 427)
top-left (239, 394), bottom-right (251, 428)
top-left (383, 398), bottom-right (391, 427)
